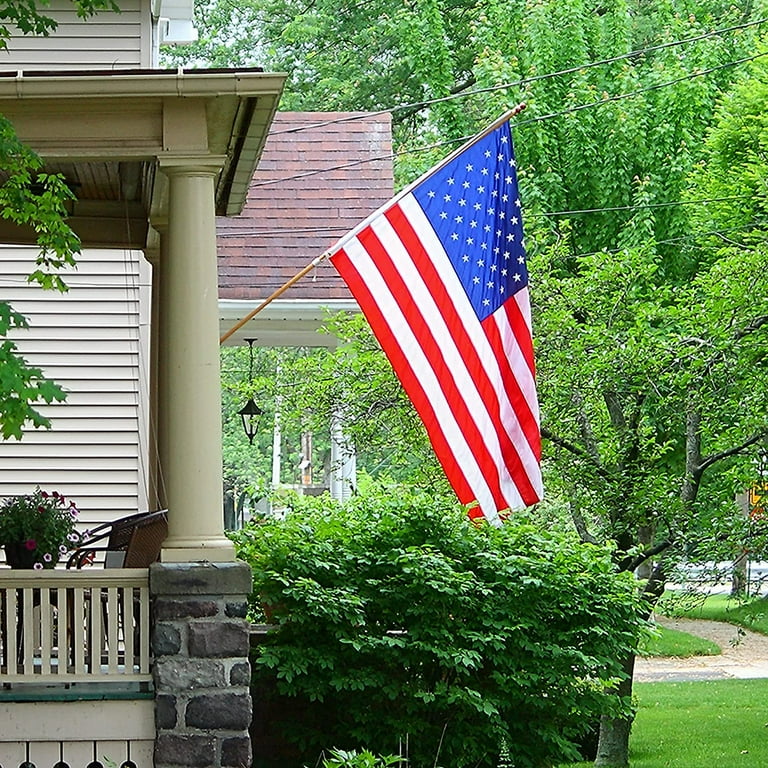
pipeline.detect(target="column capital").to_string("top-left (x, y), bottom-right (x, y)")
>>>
top-left (158, 155), bottom-right (228, 176)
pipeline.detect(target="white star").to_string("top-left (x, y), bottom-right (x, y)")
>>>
top-left (427, 190), bottom-right (435, 198)
top-left (481, 167), bottom-right (489, 176)
top-left (473, 276), bottom-right (481, 284)
top-left (483, 298), bottom-right (491, 306)
top-left (447, 177), bottom-right (455, 185)
top-left (487, 280), bottom-right (494, 289)
top-left (515, 198), bottom-right (521, 207)
top-left (466, 236), bottom-right (474, 245)
top-left (510, 216), bottom-right (519, 225)
top-left (477, 258), bottom-right (485, 267)
top-left (484, 149), bottom-right (492, 158)
top-left (443, 194), bottom-right (451, 202)
top-left (455, 214), bottom-right (463, 223)
top-left (458, 198), bottom-right (467, 207)
top-left (462, 254), bottom-right (470, 262)
top-left (517, 255), bottom-right (525, 263)
top-left (476, 185), bottom-right (485, 194)
top-left (466, 163), bottom-right (474, 172)
top-left (501, 135), bottom-right (508, 144)
top-left (450, 232), bottom-right (459, 240)
top-left (440, 211), bottom-right (448, 219)
top-left (462, 180), bottom-right (470, 189)
top-left (513, 273), bottom-right (521, 281)
top-left (469, 220), bottom-right (478, 228)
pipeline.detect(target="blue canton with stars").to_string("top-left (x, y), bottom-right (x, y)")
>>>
top-left (411, 122), bottom-right (528, 323)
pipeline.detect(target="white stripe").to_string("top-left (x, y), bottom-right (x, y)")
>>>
top-left (369, 208), bottom-right (527, 512)
top-left (398, 196), bottom-right (541, 501)
top-left (342, 234), bottom-right (502, 523)
top-left (492, 293), bottom-right (543, 494)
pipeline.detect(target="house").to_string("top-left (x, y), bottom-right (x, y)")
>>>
top-left (0, 3), bottom-right (285, 767)
top-left (217, 110), bottom-right (393, 498)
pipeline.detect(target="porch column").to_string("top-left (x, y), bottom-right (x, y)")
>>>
top-left (157, 158), bottom-right (234, 562)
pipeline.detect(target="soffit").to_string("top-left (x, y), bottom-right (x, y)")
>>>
top-left (0, 68), bottom-right (285, 250)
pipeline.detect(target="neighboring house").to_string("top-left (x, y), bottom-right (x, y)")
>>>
top-left (218, 110), bottom-right (394, 497)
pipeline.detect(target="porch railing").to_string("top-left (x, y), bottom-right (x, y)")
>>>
top-left (0, 569), bottom-right (151, 684)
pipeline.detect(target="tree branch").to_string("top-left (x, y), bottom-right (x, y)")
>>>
top-left (540, 426), bottom-right (612, 481)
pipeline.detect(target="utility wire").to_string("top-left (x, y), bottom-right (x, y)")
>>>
top-left (248, 49), bottom-right (768, 191)
top-left (215, 194), bottom-right (757, 238)
top-left (267, 16), bottom-right (768, 136)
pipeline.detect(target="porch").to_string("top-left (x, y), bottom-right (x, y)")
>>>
top-left (0, 568), bottom-right (155, 767)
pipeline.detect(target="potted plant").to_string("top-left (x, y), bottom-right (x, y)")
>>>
top-left (0, 487), bottom-right (82, 569)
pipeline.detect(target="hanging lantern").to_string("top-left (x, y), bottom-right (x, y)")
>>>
top-left (239, 339), bottom-right (263, 444)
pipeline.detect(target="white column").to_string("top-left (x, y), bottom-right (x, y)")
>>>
top-left (157, 158), bottom-right (235, 562)
top-left (330, 408), bottom-right (357, 502)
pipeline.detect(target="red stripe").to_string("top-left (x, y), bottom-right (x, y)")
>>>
top-left (354, 219), bottom-right (511, 511)
top-left (483, 303), bottom-right (542, 465)
top-left (331, 244), bottom-right (477, 506)
top-left (384, 204), bottom-right (538, 505)
top-left (503, 296), bottom-right (536, 377)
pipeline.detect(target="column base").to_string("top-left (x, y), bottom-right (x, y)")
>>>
top-left (161, 536), bottom-right (236, 563)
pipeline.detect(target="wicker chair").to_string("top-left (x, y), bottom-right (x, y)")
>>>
top-left (67, 509), bottom-right (168, 569)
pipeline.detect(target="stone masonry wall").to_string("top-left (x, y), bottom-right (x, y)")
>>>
top-left (150, 562), bottom-right (253, 768)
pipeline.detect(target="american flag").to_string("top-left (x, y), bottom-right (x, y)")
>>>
top-left (328, 114), bottom-right (542, 525)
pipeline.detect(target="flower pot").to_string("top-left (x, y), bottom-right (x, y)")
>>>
top-left (3, 542), bottom-right (58, 569)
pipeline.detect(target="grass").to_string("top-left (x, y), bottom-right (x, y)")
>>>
top-left (639, 624), bottom-right (720, 658)
top-left (658, 591), bottom-right (768, 636)
top-left (558, 678), bottom-right (768, 767)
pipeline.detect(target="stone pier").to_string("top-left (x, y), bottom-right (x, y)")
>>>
top-left (150, 562), bottom-right (253, 768)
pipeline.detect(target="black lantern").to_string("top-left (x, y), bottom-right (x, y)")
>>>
top-left (239, 339), bottom-right (263, 444)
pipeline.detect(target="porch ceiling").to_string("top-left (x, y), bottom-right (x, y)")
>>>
top-left (0, 67), bottom-right (285, 250)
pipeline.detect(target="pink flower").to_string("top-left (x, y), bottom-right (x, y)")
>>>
top-left (43, 553), bottom-right (52, 563)
top-left (37, 506), bottom-right (45, 513)
top-left (41, 491), bottom-right (49, 498)
top-left (24, 539), bottom-right (37, 551)
top-left (59, 545), bottom-right (68, 554)
top-left (33, 562), bottom-right (43, 570)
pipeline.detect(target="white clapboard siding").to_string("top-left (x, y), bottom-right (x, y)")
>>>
top-left (0, 0), bottom-right (148, 71)
top-left (0, 246), bottom-right (150, 531)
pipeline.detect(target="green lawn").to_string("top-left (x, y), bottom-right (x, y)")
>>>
top-left (558, 678), bottom-right (768, 767)
top-left (658, 592), bottom-right (768, 635)
top-left (639, 625), bottom-right (720, 658)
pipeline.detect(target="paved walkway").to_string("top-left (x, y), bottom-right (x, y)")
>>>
top-left (634, 616), bottom-right (768, 682)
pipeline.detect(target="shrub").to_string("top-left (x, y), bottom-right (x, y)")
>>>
top-left (232, 489), bottom-right (644, 768)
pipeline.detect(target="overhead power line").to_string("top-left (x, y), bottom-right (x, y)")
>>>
top-left (268, 16), bottom-right (768, 137)
top-left (248, 47), bottom-right (768, 191)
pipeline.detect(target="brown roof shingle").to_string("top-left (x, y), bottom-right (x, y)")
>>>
top-left (217, 111), bottom-right (394, 301)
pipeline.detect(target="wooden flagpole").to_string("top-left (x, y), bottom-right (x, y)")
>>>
top-left (218, 103), bottom-right (528, 345)
top-left (219, 253), bottom-right (328, 344)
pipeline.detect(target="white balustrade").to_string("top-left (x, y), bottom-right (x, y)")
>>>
top-left (0, 569), bottom-right (151, 684)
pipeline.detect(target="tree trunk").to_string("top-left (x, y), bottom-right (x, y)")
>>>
top-left (594, 653), bottom-right (636, 767)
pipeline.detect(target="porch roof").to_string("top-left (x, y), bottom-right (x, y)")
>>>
top-left (0, 66), bottom-right (286, 250)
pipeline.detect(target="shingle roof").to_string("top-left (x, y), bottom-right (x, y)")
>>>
top-left (217, 111), bottom-right (394, 301)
